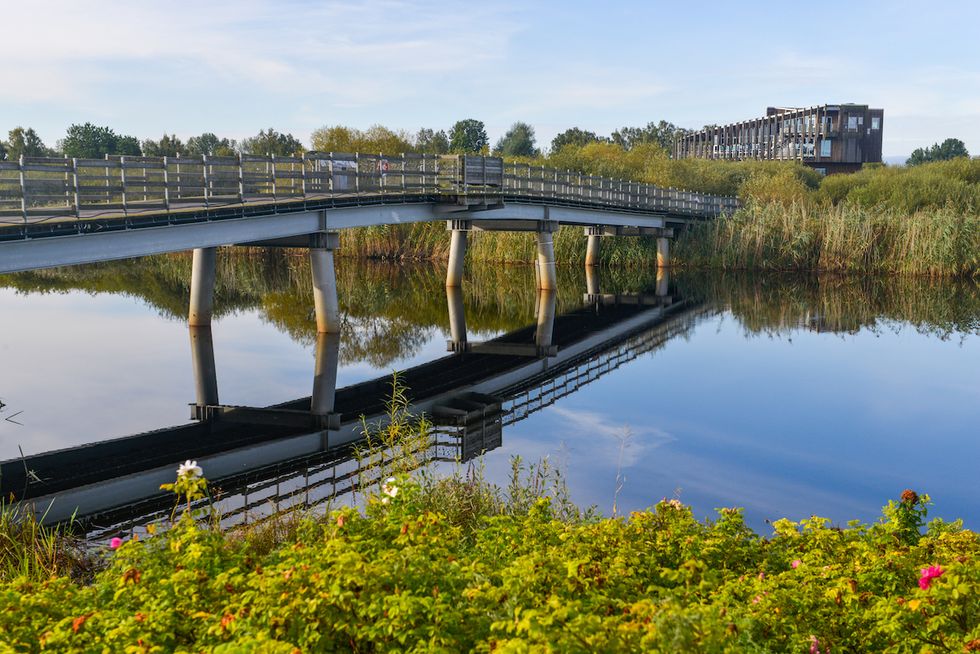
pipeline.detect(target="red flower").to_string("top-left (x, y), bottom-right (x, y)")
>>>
top-left (918, 565), bottom-right (944, 590)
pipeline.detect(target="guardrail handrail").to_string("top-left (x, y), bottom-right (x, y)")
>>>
top-left (0, 152), bottom-right (739, 232)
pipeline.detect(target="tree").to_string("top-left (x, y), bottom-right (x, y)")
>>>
top-left (60, 123), bottom-right (143, 158)
top-left (142, 133), bottom-right (185, 157)
top-left (5, 127), bottom-right (53, 159)
top-left (185, 133), bottom-right (237, 157)
top-left (449, 119), bottom-right (488, 154)
top-left (240, 128), bottom-right (304, 156)
top-left (612, 120), bottom-right (683, 151)
top-left (310, 125), bottom-right (413, 154)
top-left (550, 127), bottom-right (604, 153)
top-left (414, 128), bottom-right (450, 154)
top-left (0, 140), bottom-right (5, 161)
top-left (907, 138), bottom-right (970, 166)
top-left (493, 122), bottom-right (539, 157)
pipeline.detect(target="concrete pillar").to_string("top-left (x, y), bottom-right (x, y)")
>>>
top-left (189, 326), bottom-right (219, 407)
top-left (311, 332), bottom-right (341, 416)
top-left (189, 247), bottom-right (217, 326)
top-left (656, 236), bottom-right (670, 268)
top-left (535, 289), bottom-right (556, 349)
top-left (585, 234), bottom-right (601, 267)
top-left (446, 221), bottom-right (470, 287)
top-left (656, 267), bottom-right (670, 297)
top-left (536, 230), bottom-right (557, 291)
top-left (447, 286), bottom-right (467, 348)
top-left (586, 265), bottom-right (600, 297)
top-left (311, 235), bottom-right (341, 333)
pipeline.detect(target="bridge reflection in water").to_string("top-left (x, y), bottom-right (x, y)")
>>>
top-left (2, 268), bottom-right (709, 539)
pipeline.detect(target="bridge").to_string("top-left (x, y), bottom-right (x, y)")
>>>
top-left (0, 152), bottom-right (736, 328)
top-left (2, 274), bottom-right (711, 535)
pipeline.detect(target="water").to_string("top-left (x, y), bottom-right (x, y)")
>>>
top-left (1, 252), bottom-right (978, 532)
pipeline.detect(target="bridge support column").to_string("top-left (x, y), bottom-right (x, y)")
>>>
top-left (656, 268), bottom-right (670, 297)
top-left (311, 232), bottom-right (341, 333)
top-left (189, 326), bottom-right (219, 408)
top-left (446, 220), bottom-right (470, 288)
top-left (535, 289), bottom-right (557, 351)
top-left (656, 236), bottom-right (670, 268)
top-left (447, 286), bottom-right (467, 350)
top-left (585, 265), bottom-right (601, 302)
top-left (189, 247), bottom-right (217, 326)
top-left (585, 226), bottom-right (602, 267)
top-left (536, 225), bottom-right (558, 291)
top-left (311, 332), bottom-right (341, 416)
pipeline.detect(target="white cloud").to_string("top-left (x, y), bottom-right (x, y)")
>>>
top-left (547, 405), bottom-right (675, 468)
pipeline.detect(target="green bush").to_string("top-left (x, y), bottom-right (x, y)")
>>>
top-left (1, 467), bottom-right (978, 652)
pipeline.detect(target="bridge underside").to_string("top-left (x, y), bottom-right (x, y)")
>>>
top-left (0, 199), bottom-right (689, 275)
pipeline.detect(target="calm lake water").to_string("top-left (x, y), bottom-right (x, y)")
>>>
top-left (1, 252), bottom-right (978, 532)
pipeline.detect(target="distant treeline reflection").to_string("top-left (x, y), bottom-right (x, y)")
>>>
top-left (2, 253), bottom-right (977, 367)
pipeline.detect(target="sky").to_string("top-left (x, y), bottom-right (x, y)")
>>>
top-left (2, 0), bottom-right (979, 159)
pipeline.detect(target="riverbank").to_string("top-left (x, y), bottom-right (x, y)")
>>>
top-left (2, 466), bottom-right (978, 652)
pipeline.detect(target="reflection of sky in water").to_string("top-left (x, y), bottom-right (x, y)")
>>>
top-left (2, 279), bottom-right (979, 533)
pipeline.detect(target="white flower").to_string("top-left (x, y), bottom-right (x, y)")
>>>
top-left (381, 497), bottom-right (390, 505)
top-left (667, 499), bottom-right (684, 510)
top-left (381, 477), bottom-right (399, 498)
top-left (177, 459), bottom-right (203, 479)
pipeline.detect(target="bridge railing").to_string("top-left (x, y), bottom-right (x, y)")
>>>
top-left (0, 152), bottom-right (738, 233)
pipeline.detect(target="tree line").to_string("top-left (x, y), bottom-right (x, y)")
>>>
top-left (0, 119), bottom-right (695, 161)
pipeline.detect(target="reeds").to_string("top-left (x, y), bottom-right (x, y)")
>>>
top-left (0, 500), bottom-right (96, 582)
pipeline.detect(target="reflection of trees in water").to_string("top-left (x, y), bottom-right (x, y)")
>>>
top-left (6, 252), bottom-right (975, 370)
top-left (675, 273), bottom-right (980, 339)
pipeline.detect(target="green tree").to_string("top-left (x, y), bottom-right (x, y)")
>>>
top-left (5, 127), bottom-right (53, 159)
top-left (612, 120), bottom-right (683, 151)
top-left (141, 133), bottom-right (185, 157)
top-left (449, 119), bottom-right (488, 154)
top-left (240, 128), bottom-right (304, 156)
top-left (907, 138), bottom-right (970, 166)
top-left (550, 127), bottom-right (604, 153)
top-left (60, 123), bottom-right (143, 158)
top-left (185, 133), bottom-right (237, 157)
top-left (310, 125), bottom-right (413, 154)
top-left (493, 122), bottom-right (538, 157)
top-left (0, 140), bottom-right (5, 161)
top-left (414, 128), bottom-right (449, 154)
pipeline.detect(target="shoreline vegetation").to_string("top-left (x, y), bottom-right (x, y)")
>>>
top-left (2, 457), bottom-right (978, 651)
top-left (335, 155), bottom-right (980, 277)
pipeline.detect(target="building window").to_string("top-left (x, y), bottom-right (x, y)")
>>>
top-left (871, 117), bottom-right (881, 130)
top-left (814, 168), bottom-right (827, 176)
top-left (820, 140), bottom-right (832, 157)
top-left (847, 116), bottom-right (859, 129)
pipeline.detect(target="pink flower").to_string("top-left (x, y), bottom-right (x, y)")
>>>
top-left (918, 565), bottom-right (944, 590)
top-left (109, 537), bottom-right (123, 550)
top-left (810, 635), bottom-right (821, 654)
top-left (792, 559), bottom-right (802, 569)
top-left (758, 572), bottom-right (765, 580)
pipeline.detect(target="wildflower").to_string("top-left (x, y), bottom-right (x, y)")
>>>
top-left (666, 499), bottom-right (684, 510)
top-left (918, 565), bottom-right (944, 590)
top-left (810, 635), bottom-right (821, 654)
top-left (336, 514), bottom-right (347, 528)
top-left (177, 460), bottom-right (203, 479)
top-left (758, 572), bottom-right (765, 581)
top-left (901, 489), bottom-right (919, 505)
top-left (791, 559), bottom-right (802, 569)
top-left (381, 477), bottom-right (399, 498)
top-left (109, 537), bottom-right (123, 550)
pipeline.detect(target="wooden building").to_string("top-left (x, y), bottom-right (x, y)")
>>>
top-left (673, 104), bottom-right (883, 174)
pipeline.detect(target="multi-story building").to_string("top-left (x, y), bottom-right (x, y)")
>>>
top-left (673, 104), bottom-right (883, 174)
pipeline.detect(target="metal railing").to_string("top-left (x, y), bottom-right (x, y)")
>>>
top-left (0, 152), bottom-right (738, 234)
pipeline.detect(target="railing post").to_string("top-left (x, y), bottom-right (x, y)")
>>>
top-left (237, 153), bottom-right (245, 204)
top-left (18, 154), bottom-right (27, 226)
top-left (301, 153), bottom-right (308, 198)
top-left (71, 157), bottom-right (81, 219)
top-left (120, 156), bottom-right (128, 216)
top-left (271, 154), bottom-right (278, 201)
top-left (202, 155), bottom-right (210, 208)
top-left (354, 153), bottom-right (361, 194)
top-left (162, 156), bottom-right (171, 212)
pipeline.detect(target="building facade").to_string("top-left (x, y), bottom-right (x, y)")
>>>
top-left (674, 104), bottom-right (883, 174)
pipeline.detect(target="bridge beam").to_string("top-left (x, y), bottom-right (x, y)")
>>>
top-left (189, 247), bottom-right (217, 326)
top-left (535, 223), bottom-right (558, 291)
top-left (311, 232), bottom-right (341, 333)
top-left (446, 219), bottom-right (470, 288)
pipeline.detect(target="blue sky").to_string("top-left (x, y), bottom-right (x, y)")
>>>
top-left (4, 0), bottom-right (979, 158)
